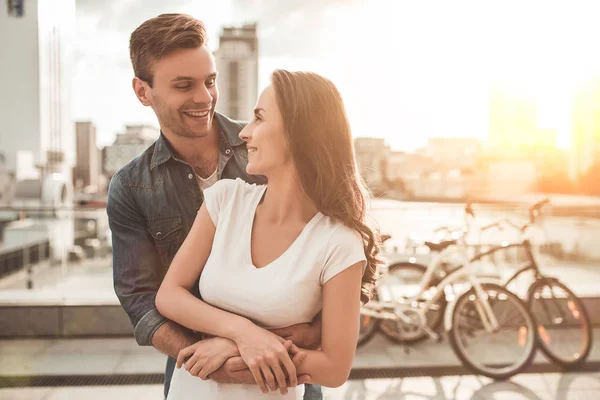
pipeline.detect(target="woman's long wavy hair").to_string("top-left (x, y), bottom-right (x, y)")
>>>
top-left (270, 69), bottom-right (383, 304)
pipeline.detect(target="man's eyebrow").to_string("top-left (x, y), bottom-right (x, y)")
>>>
top-left (171, 73), bottom-right (217, 82)
top-left (254, 108), bottom-right (266, 115)
top-left (171, 76), bottom-right (194, 82)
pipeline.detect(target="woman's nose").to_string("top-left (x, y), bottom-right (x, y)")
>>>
top-left (239, 125), bottom-right (251, 141)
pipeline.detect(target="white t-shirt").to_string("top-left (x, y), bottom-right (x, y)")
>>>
top-left (196, 162), bottom-right (219, 191)
top-left (167, 178), bottom-right (367, 400)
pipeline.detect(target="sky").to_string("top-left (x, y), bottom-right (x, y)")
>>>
top-left (73, 0), bottom-right (600, 151)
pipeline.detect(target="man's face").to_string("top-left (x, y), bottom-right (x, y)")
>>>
top-left (143, 45), bottom-right (219, 139)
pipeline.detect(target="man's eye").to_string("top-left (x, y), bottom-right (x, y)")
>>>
top-left (176, 84), bottom-right (192, 90)
top-left (206, 79), bottom-right (216, 87)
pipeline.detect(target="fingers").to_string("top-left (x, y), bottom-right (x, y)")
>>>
top-left (189, 359), bottom-right (203, 377)
top-left (278, 349), bottom-right (298, 389)
top-left (297, 374), bottom-right (312, 385)
top-left (283, 340), bottom-right (293, 352)
top-left (248, 358), bottom-right (268, 394)
top-left (260, 364), bottom-right (278, 393)
top-left (292, 349), bottom-right (307, 367)
top-left (267, 358), bottom-right (288, 395)
top-left (288, 342), bottom-right (300, 355)
top-left (198, 364), bottom-right (211, 381)
top-left (275, 335), bottom-right (288, 345)
top-left (176, 345), bottom-right (195, 369)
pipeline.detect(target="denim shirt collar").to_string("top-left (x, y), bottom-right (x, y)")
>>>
top-left (150, 112), bottom-right (245, 170)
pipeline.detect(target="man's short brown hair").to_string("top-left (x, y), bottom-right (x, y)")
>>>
top-left (130, 13), bottom-right (207, 87)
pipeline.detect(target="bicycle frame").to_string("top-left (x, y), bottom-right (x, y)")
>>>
top-left (471, 237), bottom-right (574, 329)
top-left (363, 241), bottom-right (501, 335)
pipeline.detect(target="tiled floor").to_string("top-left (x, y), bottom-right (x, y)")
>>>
top-left (2, 373), bottom-right (600, 399)
top-left (1, 329), bottom-right (600, 376)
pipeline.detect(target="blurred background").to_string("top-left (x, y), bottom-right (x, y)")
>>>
top-left (1, 1), bottom-right (600, 399)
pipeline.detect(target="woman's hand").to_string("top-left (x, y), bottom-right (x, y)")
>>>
top-left (177, 337), bottom-right (239, 380)
top-left (235, 325), bottom-right (298, 395)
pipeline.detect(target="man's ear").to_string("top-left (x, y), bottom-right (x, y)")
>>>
top-left (132, 77), bottom-right (152, 106)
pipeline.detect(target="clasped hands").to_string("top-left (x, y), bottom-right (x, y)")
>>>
top-left (176, 322), bottom-right (320, 395)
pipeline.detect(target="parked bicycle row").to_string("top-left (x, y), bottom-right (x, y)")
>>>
top-left (359, 199), bottom-right (592, 380)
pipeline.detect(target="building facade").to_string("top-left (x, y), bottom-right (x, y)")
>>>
top-left (73, 121), bottom-right (99, 191)
top-left (214, 24), bottom-right (259, 121)
top-left (0, 0), bottom-right (75, 182)
top-left (103, 125), bottom-right (158, 176)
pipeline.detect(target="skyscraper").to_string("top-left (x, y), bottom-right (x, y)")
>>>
top-left (0, 0), bottom-right (75, 181)
top-left (73, 122), bottom-right (99, 191)
top-left (214, 24), bottom-right (259, 121)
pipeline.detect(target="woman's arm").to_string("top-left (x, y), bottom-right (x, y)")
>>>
top-left (291, 261), bottom-right (363, 388)
top-left (156, 204), bottom-right (249, 338)
top-left (155, 204), bottom-right (298, 394)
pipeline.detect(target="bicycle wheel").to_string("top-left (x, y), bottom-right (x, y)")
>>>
top-left (357, 313), bottom-right (379, 347)
top-left (379, 262), bottom-right (447, 343)
top-left (357, 290), bottom-right (380, 347)
top-left (448, 283), bottom-right (536, 380)
top-left (527, 277), bottom-right (592, 368)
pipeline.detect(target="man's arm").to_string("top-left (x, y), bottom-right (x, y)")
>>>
top-left (107, 175), bottom-right (257, 384)
top-left (270, 312), bottom-right (322, 350)
top-left (107, 174), bottom-right (199, 356)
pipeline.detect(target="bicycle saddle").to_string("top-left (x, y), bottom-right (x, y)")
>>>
top-left (424, 240), bottom-right (457, 252)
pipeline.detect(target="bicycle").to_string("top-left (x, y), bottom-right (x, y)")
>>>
top-left (383, 199), bottom-right (592, 370)
top-left (476, 199), bottom-right (592, 369)
top-left (359, 207), bottom-right (537, 380)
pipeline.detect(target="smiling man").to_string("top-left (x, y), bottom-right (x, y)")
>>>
top-left (106, 14), bottom-right (323, 400)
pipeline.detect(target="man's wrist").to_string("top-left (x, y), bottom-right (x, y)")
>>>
top-left (214, 336), bottom-right (240, 357)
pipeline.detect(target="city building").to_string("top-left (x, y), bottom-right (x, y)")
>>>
top-left (73, 122), bottom-right (99, 192)
top-left (570, 77), bottom-right (600, 180)
top-left (214, 24), bottom-right (259, 121)
top-left (425, 137), bottom-right (481, 170)
top-left (103, 125), bottom-right (159, 176)
top-left (354, 137), bottom-right (390, 188)
top-left (0, 154), bottom-right (16, 205)
top-left (485, 158), bottom-right (537, 197)
top-left (0, 0), bottom-right (76, 183)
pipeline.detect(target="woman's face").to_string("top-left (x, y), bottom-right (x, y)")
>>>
top-left (239, 85), bottom-right (292, 176)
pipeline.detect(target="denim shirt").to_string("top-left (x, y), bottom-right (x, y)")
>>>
top-left (107, 112), bottom-right (322, 400)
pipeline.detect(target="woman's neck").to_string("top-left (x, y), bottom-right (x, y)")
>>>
top-left (259, 169), bottom-right (318, 226)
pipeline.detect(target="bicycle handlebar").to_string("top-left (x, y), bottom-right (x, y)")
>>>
top-left (529, 198), bottom-right (550, 223)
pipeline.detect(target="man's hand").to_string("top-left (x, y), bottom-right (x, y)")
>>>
top-left (209, 342), bottom-right (312, 386)
top-left (270, 320), bottom-right (321, 350)
top-left (177, 337), bottom-right (238, 380)
top-left (208, 356), bottom-right (256, 384)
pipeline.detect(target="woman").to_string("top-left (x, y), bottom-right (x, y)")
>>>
top-left (156, 70), bottom-right (381, 399)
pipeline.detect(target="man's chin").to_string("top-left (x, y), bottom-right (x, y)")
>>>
top-left (171, 129), bottom-right (210, 139)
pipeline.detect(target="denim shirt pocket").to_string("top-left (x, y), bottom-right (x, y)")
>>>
top-left (147, 215), bottom-right (184, 267)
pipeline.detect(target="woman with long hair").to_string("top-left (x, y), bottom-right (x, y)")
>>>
top-left (156, 69), bottom-right (382, 399)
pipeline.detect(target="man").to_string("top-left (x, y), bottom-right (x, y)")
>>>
top-left (107, 13), bottom-right (323, 399)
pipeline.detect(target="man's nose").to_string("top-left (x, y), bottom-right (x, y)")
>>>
top-left (192, 85), bottom-right (212, 106)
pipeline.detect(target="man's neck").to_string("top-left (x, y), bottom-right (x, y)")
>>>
top-left (162, 122), bottom-right (221, 169)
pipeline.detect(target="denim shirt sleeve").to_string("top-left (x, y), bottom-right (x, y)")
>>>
top-left (107, 173), bottom-right (168, 346)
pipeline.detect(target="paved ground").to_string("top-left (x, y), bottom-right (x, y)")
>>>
top-left (1, 330), bottom-right (599, 399)
top-left (2, 372), bottom-right (599, 399)
top-left (2, 327), bottom-right (599, 377)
